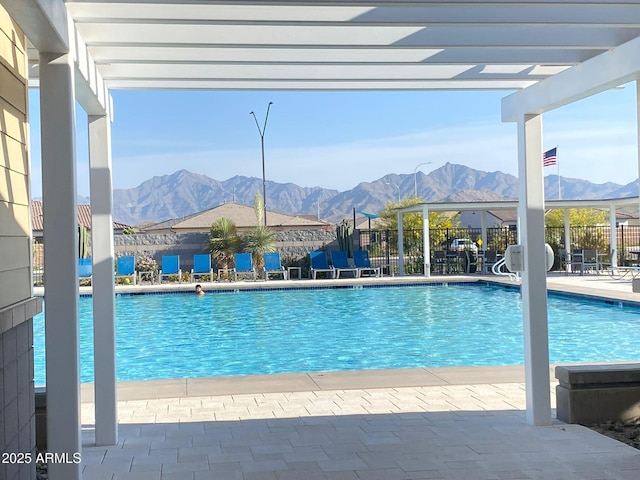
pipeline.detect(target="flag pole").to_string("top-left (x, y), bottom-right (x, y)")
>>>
top-left (557, 145), bottom-right (561, 200)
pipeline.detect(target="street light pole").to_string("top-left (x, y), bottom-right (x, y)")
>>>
top-left (250, 102), bottom-right (273, 226)
top-left (413, 162), bottom-right (432, 199)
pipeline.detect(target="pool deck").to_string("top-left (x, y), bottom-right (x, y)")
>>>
top-left (74, 273), bottom-right (640, 479)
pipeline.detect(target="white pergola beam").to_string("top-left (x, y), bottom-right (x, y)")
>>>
top-left (1, 0), bottom-right (69, 53)
top-left (96, 63), bottom-right (564, 81)
top-left (77, 23), bottom-right (640, 49)
top-left (87, 45), bottom-right (601, 65)
top-left (66, 2), bottom-right (640, 26)
top-left (104, 79), bottom-right (539, 90)
top-left (73, 30), bottom-right (111, 116)
top-left (503, 35), bottom-right (640, 121)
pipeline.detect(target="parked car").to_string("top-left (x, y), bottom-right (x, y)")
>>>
top-left (449, 238), bottom-right (478, 253)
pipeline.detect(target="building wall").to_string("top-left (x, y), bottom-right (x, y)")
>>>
top-left (0, 6), bottom-right (30, 306)
top-left (0, 6), bottom-right (41, 480)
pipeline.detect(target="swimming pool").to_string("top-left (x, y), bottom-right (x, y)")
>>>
top-left (32, 283), bottom-right (640, 385)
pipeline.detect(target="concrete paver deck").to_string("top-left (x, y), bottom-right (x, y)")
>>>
top-left (80, 365), bottom-right (640, 480)
top-left (77, 273), bottom-right (640, 479)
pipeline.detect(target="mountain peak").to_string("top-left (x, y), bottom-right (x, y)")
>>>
top-left (110, 163), bottom-right (635, 225)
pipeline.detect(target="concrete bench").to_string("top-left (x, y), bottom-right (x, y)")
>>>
top-left (556, 364), bottom-right (640, 424)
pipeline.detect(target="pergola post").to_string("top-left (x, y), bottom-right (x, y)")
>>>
top-left (609, 205), bottom-right (618, 268)
top-left (422, 205), bottom-right (430, 277)
top-left (397, 210), bottom-right (404, 275)
top-left (39, 49), bottom-right (82, 480)
top-left (517, 113), bottom-right (552, 426)
top-left (88, 114), bottom-right (118, 446)
top-left (563, 209), bottom-right (571, 273)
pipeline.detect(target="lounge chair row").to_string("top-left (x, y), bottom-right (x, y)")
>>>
top-left (79, 250), bottom-right (383, 284)
top-left (79, 253), bottom-right (287, 284)
top-left (310, 250), bottom-right (382, 279)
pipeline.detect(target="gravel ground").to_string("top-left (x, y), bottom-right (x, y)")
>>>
top-left (588, 422), bottom-right (640, 450)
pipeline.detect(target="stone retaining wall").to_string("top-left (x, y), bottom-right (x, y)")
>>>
top-left (114, 230), bottom-right (339, 269)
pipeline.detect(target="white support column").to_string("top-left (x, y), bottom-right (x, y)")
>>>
top-left (517, 114), bottom-right (552, 426)
top-left (88, 114), bottom-right (118, 445)
top-left (398, 210), bottom-right (404, 275)
top-left (39, 51), bottom-right (82, 480)
top-left (564, 209), bottom-right (571, 274)
top-left (610, 205), bottom-right (618, 268)
top-left (422, 205), bottom-right (430, 277)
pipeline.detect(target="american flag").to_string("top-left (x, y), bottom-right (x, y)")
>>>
top-left (543, 147), bottom-right (557, 167)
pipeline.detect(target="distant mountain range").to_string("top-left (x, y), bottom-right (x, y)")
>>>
top-left (104, 162), bottom-right (638, 225)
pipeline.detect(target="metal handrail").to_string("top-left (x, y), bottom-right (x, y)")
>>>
top-left (492, 257), bottom-right (518, 281)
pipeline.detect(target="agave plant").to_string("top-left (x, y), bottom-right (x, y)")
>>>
top-left (208, 217), bottom-right (243, 271)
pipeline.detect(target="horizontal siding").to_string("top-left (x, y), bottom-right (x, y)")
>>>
top-left (0, 27), bottom-right (26, 81)
top-left (0, 267), bottom-right (30, 308)
top-left (0, 165), bottom-right (28, 206)
top-left (0, 236), bottom-right (28, 273)
top-left (0, 6), bottom-right (26, 53)
top-left (0, 97), bottom-right (27, 143)
top-left (0, 62), bottom-right (26, 114)
top-left (0, 200), bottom-right (29, 237)
top-left (0, 132), bottom-right (27, 174)
top-left (0, 6), bottom-right (29, 311)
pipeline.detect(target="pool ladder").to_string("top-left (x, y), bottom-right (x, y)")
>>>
top-left (492, 257), bottom-right (519, 281)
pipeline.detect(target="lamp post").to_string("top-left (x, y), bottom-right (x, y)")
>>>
top-left (413, 161), bottom-right (432, 198)
top-left (386, 181), bottom-right (400, 203)
top-left (250, 102), bottom-right (273, 226)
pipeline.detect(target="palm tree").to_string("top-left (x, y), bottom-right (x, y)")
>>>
top-left (244, 224), bottom-right (277, 271)
top-left (208, 217), bottom-right (242, 273)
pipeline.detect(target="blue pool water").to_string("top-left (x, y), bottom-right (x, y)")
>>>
top-left (32, 284), bottom-right (640, 385)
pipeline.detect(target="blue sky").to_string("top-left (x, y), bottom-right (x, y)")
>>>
top-left (28, 83), bottom-right (637, 198)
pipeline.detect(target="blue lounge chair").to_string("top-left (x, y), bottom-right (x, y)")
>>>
top-left (234, 252), bottom-right (256, 281)
top-left (115, 256), bottom-right (137, 285)
top-left (191, 254), bottom-right (213, 283)
top-left (310, 251), bottom-right (335, 279)
top-left (78, 258), bottom-right (92, 283)
top-left (263, 252), bottom-right (287, 280)
top-left (353, 250), bottom-right (380, 277)
top-left (330, 250), bottom-right (359, 279)
top-left (159, 255), bottom-right (181, 283)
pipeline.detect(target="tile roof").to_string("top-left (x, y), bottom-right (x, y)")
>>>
top-left (168, 202), bottom-right (329, 231)
top-left (31, 200), bottom-right (130, 231)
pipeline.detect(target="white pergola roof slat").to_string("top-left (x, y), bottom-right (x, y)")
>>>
top-left (76, 24), bottom-right (640, 49)
top-left (85, 46), bottom-right (603, 66)
top-left (66, 2), bottom-right (640, 27)
top-left (38, 0), bottom-right (640, 91)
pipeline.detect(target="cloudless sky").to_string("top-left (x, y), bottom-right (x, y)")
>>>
top-left (28, 83), bottom-right (638, 198)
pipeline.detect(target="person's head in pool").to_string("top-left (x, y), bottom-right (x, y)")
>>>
top-left (195, 284), bottom-right (204, 295)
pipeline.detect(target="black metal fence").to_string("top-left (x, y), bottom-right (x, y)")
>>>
top-left (359, 225), bottom-right (640, 274)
